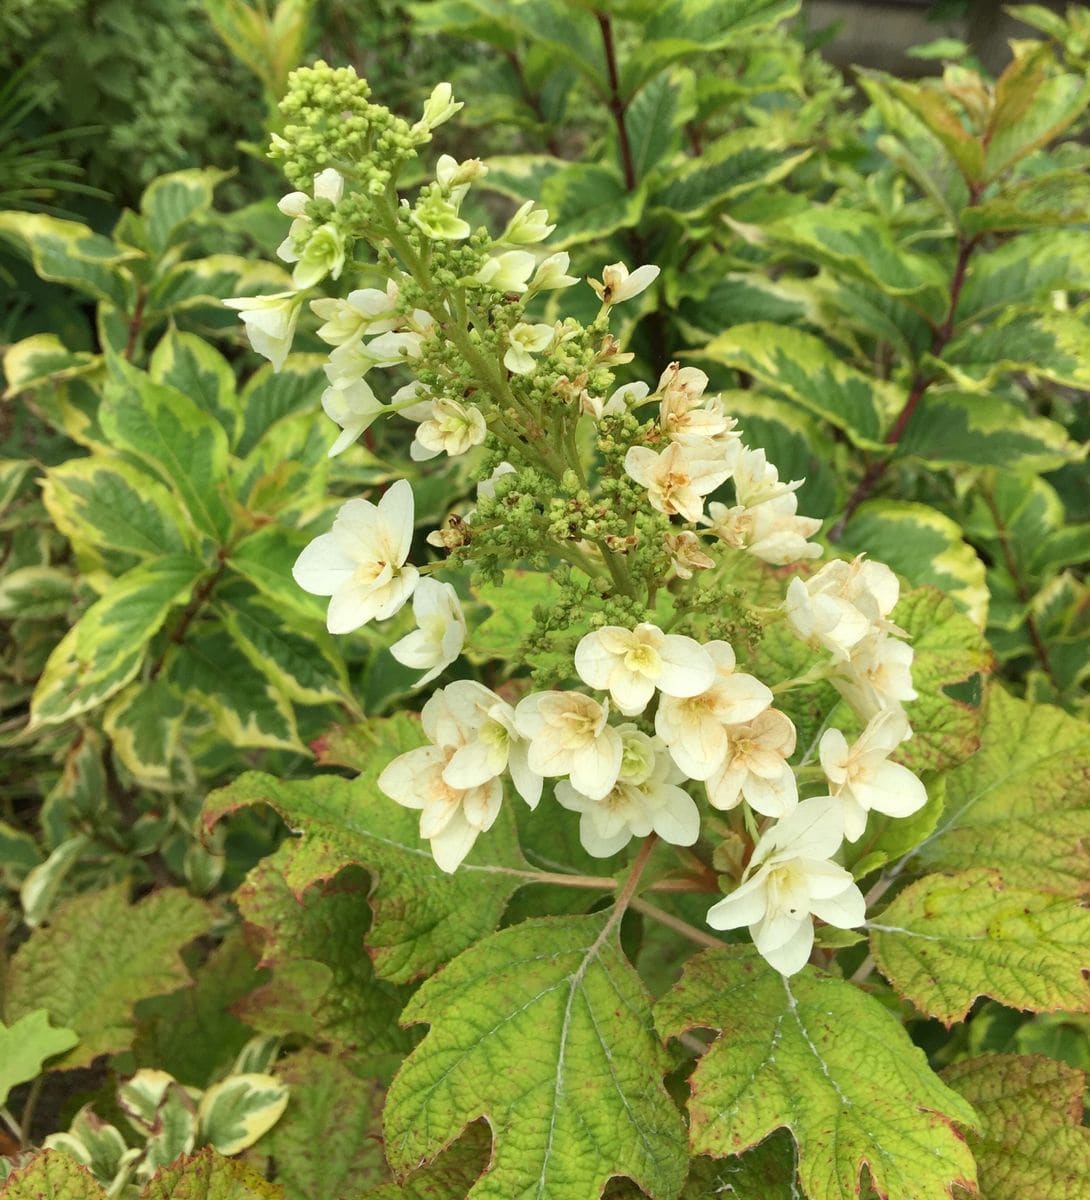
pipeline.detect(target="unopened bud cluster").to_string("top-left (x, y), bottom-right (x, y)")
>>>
top-left (226, 66), bottom-right (926, 976)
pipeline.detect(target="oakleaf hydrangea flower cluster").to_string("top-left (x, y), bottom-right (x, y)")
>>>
top-left (228, 64), bottom-right (929, 977)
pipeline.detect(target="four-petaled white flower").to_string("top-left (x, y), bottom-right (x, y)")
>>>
top-left (292, 478), bottom-right (418, 634)
top-left (624, 441), bottom-right (734, 524)
top-left (436, 680), bottom-right (542, 808)
top-left (664, 530), bottom-right (715, 579)
top-left (514, 691), bottom-right (623, 800)
top-left (502, 200), bottom-right (556, 245)
top-left (705, 797), bottom-right (866, 975)
top-left (390, 578), bottom-right (467, 686)
top-left (409, 397), bottom-right (487, 461)
top-left (819, 709), bottom-right (925, 841)
top-left (655, 641), bottom-right (772, 779)
top-left (436, 154), bottom-right (487, 188)
top-left (730, 446), bottom-right (803, 509)
top-left (786, 555), bottom-right (902, 660)
top-left (377, 685), bottom-right (500, 873)
top-left (277, 169), bottom-right (346, 289)
top-left (589, 261), bottom-right (660, 305)
top-left (574, 622), bottom-right (714, 716)
top-left (223, 292), bottom-right (302, 371)
top-left (705, 708), bottom-right (798, 818)
top-left (556, 727), bottom-right (699, 857)
top-left (504, 322), bottom-right (553, 374)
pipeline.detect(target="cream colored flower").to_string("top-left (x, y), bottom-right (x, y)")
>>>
top-left (705, 797), bottom-right (865, 975)
top-left (730, 446), bottom-right (803, 508)
top-left (574, 622), bottom-right (715, 716)
top-left (472, 251), bottom-right (536, 293)
top-left (660, 393), bottom-right (740, 450)
top-left (655, 641), bottom-right (772, 780)
top-left (705, 494), bottom-right (822, 565)
top-left (321, 381), bottom-right (386, 457)
top-left (556, 728), bottom-right (699, 857)
top-left (439, 680), bottom-right (541, 808)
top-left (530, 251), bottom-right (580, 292)
top-left (501, 200), bottom-right (555, 245)
top-left (223, 292), bottom-right (302, 371)
top-left (664, 531), bottom-right (715, 579)
top-left (588, 261), bottom-right (660, 305)
top-left (292, 479), bottom-right (417, 634)
top-left (409, 397), bottom-right (487, 461)
top-left (504, 322), bottom-right (553, 374)
top-left (820, 709), bottom-right (925, 841)
top-left (414, 82), bottom-right (463, 135)
top-left (582, 381), bottom-right (648, 421)
top-left (436, 154), bottom-right (487, 188)
top-left (705, 708), bottom-right (798, 818)
top-left (324, 330), bottom-right (423, 390)
top-left (390, 578), bottom-right (466, 686)
top-left (786, 555), bottom-right (903, 661)
top-left (310, 282), bottom-right (399, 345)
top-left (514, 691), bottom-right (623, 800)
top-left (832, 632), bottom-right (917, 723)
top-left (624, 441), bottom-right (734, 524)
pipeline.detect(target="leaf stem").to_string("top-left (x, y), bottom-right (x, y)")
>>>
top-left (632, 897), bottom-right (726, 950)
top-left (19, 1075), bottom-right (43, 1148)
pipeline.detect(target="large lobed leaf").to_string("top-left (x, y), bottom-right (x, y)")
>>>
top-left (202, 715), bottom-right (535, 983)
top-left (870, 868), bottom-right (1090, 1023)
top-left (384, 913), bottom-right (688, 1200)
top-left (943, 1054), bottom-right (1090, 1199)
top-left (2, 884), bottom-right (210, 1069)
top-left (916, 687), bottom-right (1090, 893)
top-left (656, 947), bottom-right (978, 1200)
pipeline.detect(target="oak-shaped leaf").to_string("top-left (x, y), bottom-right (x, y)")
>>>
top-left (916, 687), bottom-right (1090, 893)
top-left (0, 1010), bottom-right (79, 1105)
top-left (870, 868), bottom-right (1090, 1023)
top-left (2, 884), bottom-right (211, 1069)
top-left (943, 1054), bottom-right (1090, 1199)
top-left (655, 946), bottom-right (978, 1200)
top-left (203, 715), bottom-right (534, 984)
top-left (384, 913), bottom-right (689, 1200)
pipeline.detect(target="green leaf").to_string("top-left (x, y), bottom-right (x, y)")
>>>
top-left (623, 0), bottom-right (800, 93)
top-left (943, 1054), bottom-right (1090, 1199)
top-left (227, 526), bottom-right (328, 626)
top-left (41, 456), bottom-right (196, 566)
top-left (843, 501), bottom-right (988, 626)
top-left (0, 820), bottom-right (41, 889)
top-left (679, 1139), bottom-right (799, 1200)
top-left (358, 1127), bottom-right (489, 1199)
top-left (939, 310), bottom-right (1090, 391)
top-left (0, 566), bottom-right (73, 621)
top-left (650, 130), bottom-right (806, 219)
top-left (875, 77), bottom-right (984, 182)
top-left (961, 169), bottom-right (1090, 234)
top-left (243, 1049), bottom-right (389, 1200)
top-left (958, 229), bottom-right (1090, 320)
top-left (0, 1010), bottom-right (80, 1106)
top-left (0, 1151), bottom-right (106, 1200)
top-left (622, 69), bottom-right (693, 182)
top-left (892, 586), bottom-right (993, 775)
top-left (198, 1074), bottom-right (289, 1156)
top-left (147, 255), bottom-right (289, 317)
top-left (216, 591), bottom-right (351, 707)
top-left (102, 676), bottom-right (188, 786)
top-left (167, 631), bottom-right (304, 753)
top-left (385, 913), bottom-right (688, 1200)
top-left (759, 207), bottom-right (948, 307)
top-left (0, 213), bottom-right (135, 309)
top-left (2, 883), bottom-right (210, 1069)
top-left (20, 836), bottom-right (92, 928)
top-left (133, 932), bottom-right (259, 1088)
top-left (916, 688), bottom-right (1090, 893)
top-left (203, 715), bottom-right (534, 983)
top-left (140, 168), bottom-right (229, 257)
top-left (985, 56), bottom-right (1090, 177)
top-left (697, 321), bottom-right (894, 447)
top-left (656, 947), bottom-right (978, 1200)
top-left (150, 329), bottom-right (241, 447)
top-left (142, 1149), bottom-right (285, 1200)
top-left (871, 868), bottom-right (1090, 1023)
top-left (2, 333), bottom-right (99, 399)
top-left (232, 853), bottom-right (414, 1063)
top-left (30, 555), bottom-right (205, 727)
top-left (896, 389), bottom-right (1082, 473)
top-left (236, 356), bottom-right (325, 457)
top-left (100, 365), bottom-right (231, 539)
top-left (469, 569), bottom-right (561, 662)
top-left (538, 163), bottom-right (645, 251)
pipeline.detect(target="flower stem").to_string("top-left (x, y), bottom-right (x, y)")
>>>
top-left (632, 896), bottom-right (726, 950)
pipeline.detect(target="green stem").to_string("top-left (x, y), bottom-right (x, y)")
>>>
top-left (632, 897), bottom-right (726, 950)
